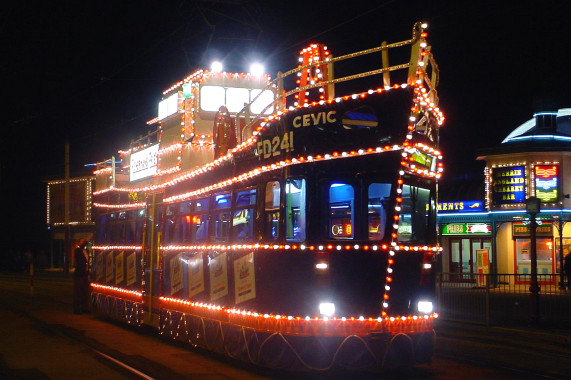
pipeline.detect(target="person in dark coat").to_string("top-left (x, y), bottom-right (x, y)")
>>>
top-left (565, 250), bottom-right (571, 290)
top-left (73, 239), bottom-right (90, 314)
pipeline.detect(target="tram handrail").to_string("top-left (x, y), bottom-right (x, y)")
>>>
top-left (238, 21), bottom-right (436, 141)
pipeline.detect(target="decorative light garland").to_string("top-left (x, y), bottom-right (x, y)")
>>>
top-left (92, 243), bottom-right (441, 253)
top-left (93, 202), bottom-right (146, 209)
top-left (94, 83), bottom-right (443, 197)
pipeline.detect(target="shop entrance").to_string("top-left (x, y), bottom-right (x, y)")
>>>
top-left (449, 238), bottom-right (492, 281)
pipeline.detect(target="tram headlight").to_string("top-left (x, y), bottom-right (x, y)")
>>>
top-left (319, 302), bottom-right (335, 317)
top-left (417, 300), bottom-right (433, 314)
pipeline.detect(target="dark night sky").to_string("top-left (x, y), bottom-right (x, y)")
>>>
top-left (2, 0), bottom-right (571, 252)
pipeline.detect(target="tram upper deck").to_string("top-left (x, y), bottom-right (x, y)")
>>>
top-left (93, 22), bottom-right (443, 196)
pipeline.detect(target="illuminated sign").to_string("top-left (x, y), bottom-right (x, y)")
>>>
top-left (158, 92), bottom-right (180, 120)
top-left (534, 165), bottom-right (558, 203)
top-left (512, 222), bottom-right (553, 236)
top-left (130, 144), bottom-right (159, 182)
top-left (437, 201), bottom-right (484, 213)
top-left (441, 223), bottom-right (491, 235)
top-left (411, 149), bottom-right (436, 172)
top-left (492, 166), bottom-right (525, 205)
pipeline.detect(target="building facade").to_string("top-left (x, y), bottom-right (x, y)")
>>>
top-left (438, 109), bottom-right (571, 286)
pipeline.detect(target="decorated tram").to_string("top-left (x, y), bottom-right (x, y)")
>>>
top-left (90, 22), bottom-right (445, 371)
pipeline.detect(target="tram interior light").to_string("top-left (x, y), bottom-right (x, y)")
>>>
top-left (319, 302), bottom-right (335, 317)
top-left (417, 301), bottom-right (433, 314)
top-left (423, 263), bottom-right (432, 269)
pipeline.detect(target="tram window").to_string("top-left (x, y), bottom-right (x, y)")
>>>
top-left (232, 209), bottom-right (253, 241)
top-left (265, 181), bottom-right (280, 240)
top-left (163, 212), bottom-right (176, 243)
top-left (98, 215), bottom-right (108, 243)
top-left (397, 185), bottom-right (432, 242)
top-left (368, 183), bottom-right (391, 240)
top-left (235, 188), bottom-right (256, 207)
top-left (213, 193), bottom-right (231, 209)
top-left (328, 183), bottom-right (355, 239)
top-left (286, 178), bottom-right (306, 242)
top-left (192, 199), bottom-right (209, 242)
top-left (179, 201), bottom-right (192, 214)
top-left (176, 214), bottom-right (191, 243)
top-left (232, 189), bottom-right (256, 242)
top-left (126, 211), bottom-right (136, 243)
top-left (212, 211), bottom-right (231, 242)
top-left (342, 106), bottom-right (378, 129)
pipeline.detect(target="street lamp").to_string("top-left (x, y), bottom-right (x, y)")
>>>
top-left (525, 196), bottom-right (541, 325)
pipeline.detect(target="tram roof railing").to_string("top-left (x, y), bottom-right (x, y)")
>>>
top-left (237, 22), bottom-right (439, 137)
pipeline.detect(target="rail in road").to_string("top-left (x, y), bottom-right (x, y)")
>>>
top-left (1, 271), bottom-right (570, 379)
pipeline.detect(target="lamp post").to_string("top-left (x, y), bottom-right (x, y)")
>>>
top-left (526, 196), bottom-right (540, 325)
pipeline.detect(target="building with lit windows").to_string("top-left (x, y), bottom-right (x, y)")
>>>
top-left (46, 176), bottom-right (95, 268)
top-left (438, 109), bottom-right (571, 287)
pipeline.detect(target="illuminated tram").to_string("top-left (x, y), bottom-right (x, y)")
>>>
top-left (91, 22), bottom-right (445, 371)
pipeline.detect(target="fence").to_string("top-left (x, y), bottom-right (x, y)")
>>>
top-left (436, 273), bottom-right (571, 327)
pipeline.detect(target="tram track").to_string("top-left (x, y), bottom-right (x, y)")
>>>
top-left (2, 273), bottom-right (570, 379)
top-left (0, 293), bottom-right (158, 379)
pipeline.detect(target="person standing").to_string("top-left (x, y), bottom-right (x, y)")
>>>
top-left (73, 239), bottom-right (90, 314)
top-left (565, 250), bottom-right (571, 290)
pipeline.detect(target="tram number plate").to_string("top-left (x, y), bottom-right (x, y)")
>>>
top-left (257, 131), bottom-right (294, 159)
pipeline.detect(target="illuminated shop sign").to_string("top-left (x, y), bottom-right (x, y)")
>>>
top-left (492, 166), bottom-right (525, 205)
top-left (411, 150), bottom-right (436, 172)
top-left (130, 144), bottom-right (159, 182)
top-left (437, 201), bottom-right (484, 213)
top-left (441, 223), bottom-right (491, 235)
top-left (512, 222), bottom-right (553, 236)
top-left (534, 165), bottom-right (558, 203)
top-left (158, 92), bottom-right (180, 121)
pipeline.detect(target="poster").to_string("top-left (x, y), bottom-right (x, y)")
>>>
top-left (170, 253), bottom-right (183, 295)
top-left (126, 252), bottom-right (136, 286)
top-left (115, 251), bottom-right (124, 284)
top-left (209, 252), bottom-right (228, 301)
top-left (188, 251), bottom-right (204, 298)
top-left (234, 252), bottom-right (256, 304)
top-left (105, 251), bottom-right (114, 283)
top-left (476, 248), bottom-right (490, 287)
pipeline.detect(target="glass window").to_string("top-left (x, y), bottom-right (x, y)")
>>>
top-left (397, 185), bottom-right (432, 242)
top-left (286, 178), bottom-right (306, 242)
top-left (212, 211), bottom-right (231, 242)
top-left (232, 208), bottom-right (253, 241)
top-left (232, 189), bottom-right (257, 242)
top-left (213, 193), bottom-right (231, 209)
top-left (328, 183), bottom-right (354, 239)
top-left (192, 199), bottom-right (209, 242)
top-left (250, 89), bottom-right (275, 114)
top-left (265, 181), bottom-right (280, 240)
top-left (200, 85), bottom-right (226, 112)
top-left (368, 183), bottom-right (391, 240)
top-left (235, 189), bottom-right (256, 207)
top-left (226, 87), bottom-right (250, 112)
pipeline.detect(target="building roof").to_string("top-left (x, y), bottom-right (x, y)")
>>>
top-left (478, 108), bottom-right (571, 157)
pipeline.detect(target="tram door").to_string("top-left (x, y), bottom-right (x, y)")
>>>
top-left (142, 193), bottom-right (162, 327)
top-left (450, 238), bottom-right (492, 281)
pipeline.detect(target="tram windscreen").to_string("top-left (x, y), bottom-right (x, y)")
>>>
top-left (397, 185), bottom-right (432, 242)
